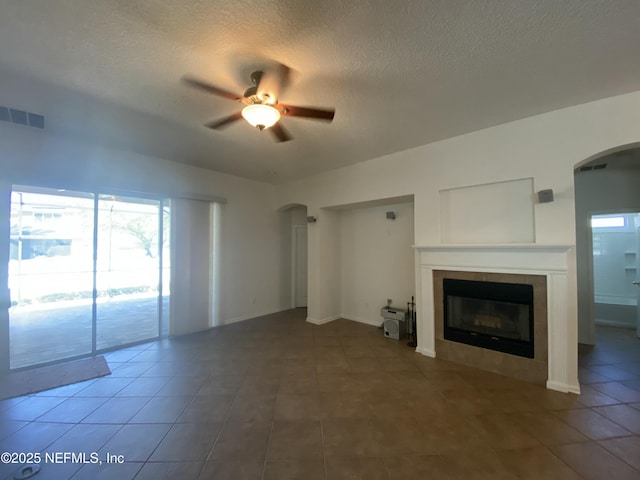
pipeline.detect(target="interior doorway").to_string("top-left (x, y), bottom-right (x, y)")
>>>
top-left (574, 147), bottom-right (640, 397)
top-left (574, 146), bottom-right (640, 345)
top-left (280, 204), bottom-right (308, 310)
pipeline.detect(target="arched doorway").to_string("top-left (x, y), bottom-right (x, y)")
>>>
top-left (574, 145), bottom-right (640, 391)
top-left (575, 145), bottom-right (640, 343)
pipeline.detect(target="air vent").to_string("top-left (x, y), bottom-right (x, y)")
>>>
top-left (10, 109), bottom-right (28, 126)
top-left (593, 163), bottom-right (607, 170)
top-left (579, 165), bottom-right (593, 172)
top-left (0, 106), bottom-right (45, 129)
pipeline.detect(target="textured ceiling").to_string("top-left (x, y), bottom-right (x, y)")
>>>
top-left (1, 0), bottom-right (639, 184)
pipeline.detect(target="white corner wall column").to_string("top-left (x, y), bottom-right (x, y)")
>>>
top-left (305, 212), bottom-right (321, 323)
top-left (416, 245), bottom-right (580, 394)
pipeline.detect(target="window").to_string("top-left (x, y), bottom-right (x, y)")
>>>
top-left (591, 216), bottom-right (625, 228)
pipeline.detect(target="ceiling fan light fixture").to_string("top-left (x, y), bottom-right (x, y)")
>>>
top-left (241, 104), bottom-right (281, 130)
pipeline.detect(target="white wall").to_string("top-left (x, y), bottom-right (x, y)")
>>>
top-left (575, 165), bottom-right (640, 339)
top-left (278, 90), bottom-right (640, 374)
top-left (291, 206), bottom-right (307, 226)
top-left (313, 208), bottom-right (342, 323)
top-left (340, 201), bottom-right (415, 325)
top-left (280, 92), bottom-right (640, 247)
top-left (215, 192), bottom-right (290, 324)
top-left (0, 125), bottom-right (288, 335)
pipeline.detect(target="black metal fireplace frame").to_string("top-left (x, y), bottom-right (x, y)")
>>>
top-left (443, 278), bottom-right (535, 358)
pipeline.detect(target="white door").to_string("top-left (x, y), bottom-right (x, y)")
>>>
top-left (294, 226), bottom-right (307, 307)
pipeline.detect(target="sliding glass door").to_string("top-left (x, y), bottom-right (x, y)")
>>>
top-left (8, 186), bottom-right (170, 370)
top-left (96, 195), bottom-right (162, 350)
top-left (9, 190), bottom-right (95, 369)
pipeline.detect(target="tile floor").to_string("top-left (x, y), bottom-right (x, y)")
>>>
top-left (1, 310), bottom-right (639, 479)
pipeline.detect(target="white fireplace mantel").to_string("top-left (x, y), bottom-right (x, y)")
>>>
top-left (415, 244), bottom-right (580, 394)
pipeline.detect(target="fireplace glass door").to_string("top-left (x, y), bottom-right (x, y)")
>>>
top-left (443, 278), bottom-right (534, 358)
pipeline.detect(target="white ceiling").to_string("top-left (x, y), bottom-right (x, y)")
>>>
top-left (1, 0), bottom-right (639, 184)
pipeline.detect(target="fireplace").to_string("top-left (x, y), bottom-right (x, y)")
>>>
top-left (417, 245), bottom-right (579, 393)
top-left (443, 278), bottom-right (534, 358)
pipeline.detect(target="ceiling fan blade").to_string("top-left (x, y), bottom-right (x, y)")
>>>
top-left (205, 112), bottom-right (243, 130)
top-left (269, 123), bottom-right (292, 142)
top-left (182, 76), bottom-right (242, 101)
top-left (280, 104), bottom-right (335, 122)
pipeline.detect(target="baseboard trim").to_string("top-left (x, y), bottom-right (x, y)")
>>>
top-left (416, 347), bottom-right (436, 358)
top-left (306, 315), bottom-right (340, 325)
top-left (340, 314), bottom-right (382, 328)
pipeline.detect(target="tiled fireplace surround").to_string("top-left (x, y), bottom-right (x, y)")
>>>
top-left (417, 245), bottom-right (580, 394)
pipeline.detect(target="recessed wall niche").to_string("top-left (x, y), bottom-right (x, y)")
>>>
top-left (439, 178), bottom-right (535, 244)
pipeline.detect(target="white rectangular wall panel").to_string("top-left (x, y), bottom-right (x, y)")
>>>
top-left (440, 178), bottom-right (535, 244)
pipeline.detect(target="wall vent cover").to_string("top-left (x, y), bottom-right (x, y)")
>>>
top-left (0, 106), bottom-right (45, 129)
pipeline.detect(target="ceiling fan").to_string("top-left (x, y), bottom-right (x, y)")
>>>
top-left (182, 70), bottom-right (335, 142)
